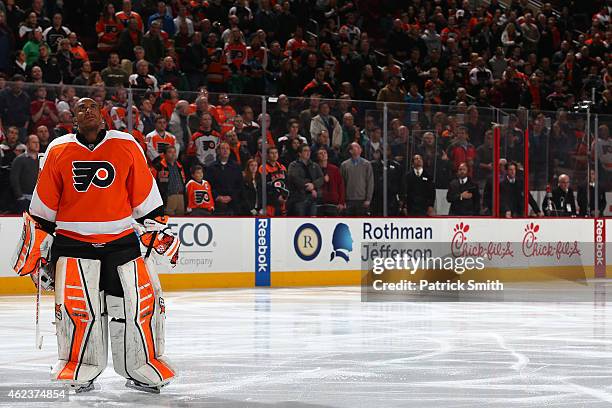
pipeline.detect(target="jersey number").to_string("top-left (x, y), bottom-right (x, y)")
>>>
top-left (72, 161), bottom-right (116, 192)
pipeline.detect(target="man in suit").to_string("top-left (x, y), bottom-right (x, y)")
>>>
top-left (287, 144), bottom-right (324, 216)
top-left (402, 154), bottom-right (435, 216)
top-left (577, 169), bottom-right (607, 217)
top-left (500, 161), bottom-right (542, 217)
top-left (206, 142), bottom-right (244, 216)
top-left (544, 173), bottom-right (577, 216)
top-left (447, 162), bottom-right (480, 215)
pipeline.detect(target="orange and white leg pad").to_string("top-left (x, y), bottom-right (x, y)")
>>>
top-left (107, 257), bottom-right (176, 387)
top-left (52, 257), bottom-right (108, 386)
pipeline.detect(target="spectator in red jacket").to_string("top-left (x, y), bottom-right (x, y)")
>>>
top-left (447, 126), bottom-right (477, 176)
top-left (30, 85), bottom-right (58, 133)
top-left (302, 67), bottom-right (335, 98)
top-left (316, 147), bottom-right (345, 216)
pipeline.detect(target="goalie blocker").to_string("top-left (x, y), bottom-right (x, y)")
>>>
top-left (12, 212), bottom-right (54, 288)
top-left (52, 255), bottom-right (175, 387)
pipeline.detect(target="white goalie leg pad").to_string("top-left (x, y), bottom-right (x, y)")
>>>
top-left (51, 257), bottom-right (108, 385)
top-left (108, 257), bottom-right (176, 387)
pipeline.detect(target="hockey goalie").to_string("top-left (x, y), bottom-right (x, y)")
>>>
top-left (11, 98), bottom-right (178, 393)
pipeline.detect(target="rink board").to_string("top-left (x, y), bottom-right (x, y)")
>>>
top-left (0, 217), bottom-right (609, 294)
top-left (269, 218), bottom-right (608, 286)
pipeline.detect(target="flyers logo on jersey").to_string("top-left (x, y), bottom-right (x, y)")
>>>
top-left (72, 161), bottom-right (116, 192)
top-left (194, 190), bottom-right (210, 204)
top-left (156, 142), bottom-right (169, 153)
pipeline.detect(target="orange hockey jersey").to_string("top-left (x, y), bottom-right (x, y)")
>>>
top-left (115, 11), bottom-right (144, 32)
top-left (30, 130), bottom-right (163, 243)
top-left (225, 42), bottom-right (247, 69)
top-left (145, 130), bottom-right (180, 162)
top-left (186, 179), bottom-right (214, 212)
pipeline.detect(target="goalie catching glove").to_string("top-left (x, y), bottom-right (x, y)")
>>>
top-left (137, 216), bottom-right (180, 269)
top-left (12, 212), bottom-right (55, 289)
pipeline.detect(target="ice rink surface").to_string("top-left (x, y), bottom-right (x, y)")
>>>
top-left (2, 286), bottom-right (612, 407)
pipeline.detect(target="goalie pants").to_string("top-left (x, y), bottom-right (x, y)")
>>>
top-left (50, 233), bottom-right (176, 387)
top-left (51, 233), bottom-right (141, 298)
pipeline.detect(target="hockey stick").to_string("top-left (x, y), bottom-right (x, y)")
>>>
top-left (35, 268), bottom-right (43, 349)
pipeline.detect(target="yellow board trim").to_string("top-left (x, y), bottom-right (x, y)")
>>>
top-left (0, 276), bottom-right (45, 295)
top-left (272, 270), bottom-right (361, 286)
top-left (159, 273), bottom-right (254, 291)
top-left (0, 272), bottom-right (254, 295)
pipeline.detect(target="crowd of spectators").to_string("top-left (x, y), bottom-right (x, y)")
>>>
top-left (0, 0), bottom-right (609, 217)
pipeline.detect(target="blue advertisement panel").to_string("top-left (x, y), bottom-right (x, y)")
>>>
top-left (255, 218), bottom-right (271, 286)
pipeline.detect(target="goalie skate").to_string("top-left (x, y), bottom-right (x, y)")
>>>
top-left (70, 380), bottom-right (95, 393)
top-left (125, 379), bottom-right (165, 394)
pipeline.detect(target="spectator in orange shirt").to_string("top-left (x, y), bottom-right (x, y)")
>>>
top-left (115, 0), bottom-right (144, 32)
top-left (224, 27), bottom-right (248, 70)
top-left (186, 165), bottom-right (215, 216)
top-left (210, 93), bottom-right (237, 134)
top-left (68, 32), bottom-right (89, 63)
top-left (96, 3), bottom-right (124, 53)
top-left (146, 115), bottom-right (180, 162)
top-left (159, 89), bottom-right (179, 120)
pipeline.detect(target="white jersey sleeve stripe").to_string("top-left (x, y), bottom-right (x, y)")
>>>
top-left (132, 183), bottom-right (164, 220)
top-left (29, 189), bottom-right (58, 222)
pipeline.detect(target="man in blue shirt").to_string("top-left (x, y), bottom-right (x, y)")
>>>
top-left (147, 1), bottom-right (175, 37)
